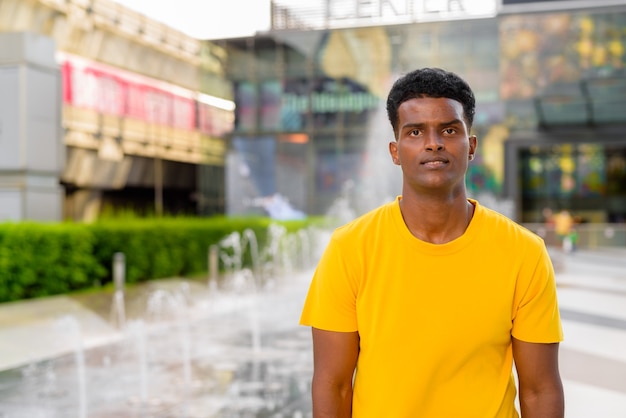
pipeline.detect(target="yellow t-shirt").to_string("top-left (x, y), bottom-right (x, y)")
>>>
top-left (300, 197), bottom-right (563, 418)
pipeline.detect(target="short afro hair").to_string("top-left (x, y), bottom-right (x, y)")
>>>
top-left (386, 68), bottom-right (476, 137)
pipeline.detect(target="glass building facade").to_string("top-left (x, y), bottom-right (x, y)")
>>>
top-left (216, 2), bottom-right (626, 223)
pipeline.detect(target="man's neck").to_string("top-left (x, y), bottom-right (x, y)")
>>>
top-left (398, 193), bottom-right (474, 245)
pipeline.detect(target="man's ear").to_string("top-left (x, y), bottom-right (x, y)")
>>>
top-left (468, 135), bottom-right (478, 160)
top-left (389, 141), bottom-right (400, 165)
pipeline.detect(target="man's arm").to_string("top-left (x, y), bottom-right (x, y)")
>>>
top-left (513, 337), bottom-right (564, 418)
top-left (311, 328), bottom-right (359, 418)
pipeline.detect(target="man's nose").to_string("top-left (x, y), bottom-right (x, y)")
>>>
top-left (425, 133), bottom-right (444, 151)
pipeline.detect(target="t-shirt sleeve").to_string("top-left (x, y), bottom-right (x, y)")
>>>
top-left (299, 234), bottom-right (359, 332)
top-left (511, 244), bottom-right (563, 343)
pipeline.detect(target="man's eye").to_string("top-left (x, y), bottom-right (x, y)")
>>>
top-left (444, 128), bottom-right (456, 135)
top-left (410, 129), bottom-right (420, 136)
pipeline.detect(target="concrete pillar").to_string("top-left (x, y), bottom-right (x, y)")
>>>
top-left (0, 32), bottom-right (64, 221)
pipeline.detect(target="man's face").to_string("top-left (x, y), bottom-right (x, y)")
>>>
top-left (388, 97), bottom-right (477, 194)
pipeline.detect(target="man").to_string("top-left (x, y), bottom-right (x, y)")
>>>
top-left (300, 68), bottom-right (564, 417)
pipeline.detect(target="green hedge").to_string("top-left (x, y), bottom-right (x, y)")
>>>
top-left (0, 222), bottom-right (105, 302)
top-left (0, 216), bottom-right (316, 303)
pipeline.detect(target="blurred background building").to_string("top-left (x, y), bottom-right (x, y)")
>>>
top-left (218, 0), bottom-right (626, 225)
top-left (0, 0), bottom-right (625, 230)
top-left (0, 0), bottom-right (234, 221)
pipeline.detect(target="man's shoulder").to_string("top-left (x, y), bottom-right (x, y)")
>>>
top-left (479, 203), bottom-right (544, 246)
top-left (333, 200), bottom-right (396, 240)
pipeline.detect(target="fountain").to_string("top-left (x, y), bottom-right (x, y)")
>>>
top-left (55, 315), bottom-right (87, 418)
top-left (109, 252), bottom-right (127, 329)
top-left (0, 96), bottom-right (373, 418)
top-left (0, 223), bottom-right (320, 418)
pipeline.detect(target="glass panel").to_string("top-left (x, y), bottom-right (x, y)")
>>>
top-left (518, 143), bottom-right (626, 222)
top-left (282, 78), bottom-right (310, 131)
top-left (538, 98), bottom-right (588, 124)
top-left (234, 82), bottom-right (258, 132)
top-left (587, 77), bottom-right (626, 123)
top-left (606, 146), bottom-right (626, 196)
top-left (260, 80), bottom-right (283, 131)
top-left (577, 144), bottom-right (605, 197)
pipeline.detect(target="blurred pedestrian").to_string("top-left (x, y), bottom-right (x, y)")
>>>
top-left (300, 68), bottom-right (564, 417)
top-left (554, 209), bottom-right (574, 253)
top-left (543, 206), bottom-right (555, 226)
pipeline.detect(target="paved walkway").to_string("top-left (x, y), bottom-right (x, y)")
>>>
top-left (549, 247), bottom-right (626, 417)
top-left (0, 248), bottom-right (625, 417)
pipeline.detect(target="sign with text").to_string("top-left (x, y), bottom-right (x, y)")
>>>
top-left (272, 0), bottom-right (497, 30)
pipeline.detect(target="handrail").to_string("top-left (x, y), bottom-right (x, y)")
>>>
top-left (523, 223), bottom-right (626, 249)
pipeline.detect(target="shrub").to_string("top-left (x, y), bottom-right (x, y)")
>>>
top-left (0, 216), bottom-right (319, 302)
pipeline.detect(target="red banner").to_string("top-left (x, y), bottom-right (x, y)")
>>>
top-left (61, 56), bottom-right (195, 130)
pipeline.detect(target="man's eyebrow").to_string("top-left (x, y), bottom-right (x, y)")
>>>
top-left (400, 122), bottom-right (425, 130)
top-left (440, 119), bottom-right (464, 126)
top-left (401, 119), bottom-right (464, 130)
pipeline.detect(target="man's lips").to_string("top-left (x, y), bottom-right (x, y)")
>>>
top-left (421, 158), bottom-right (448, 166)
